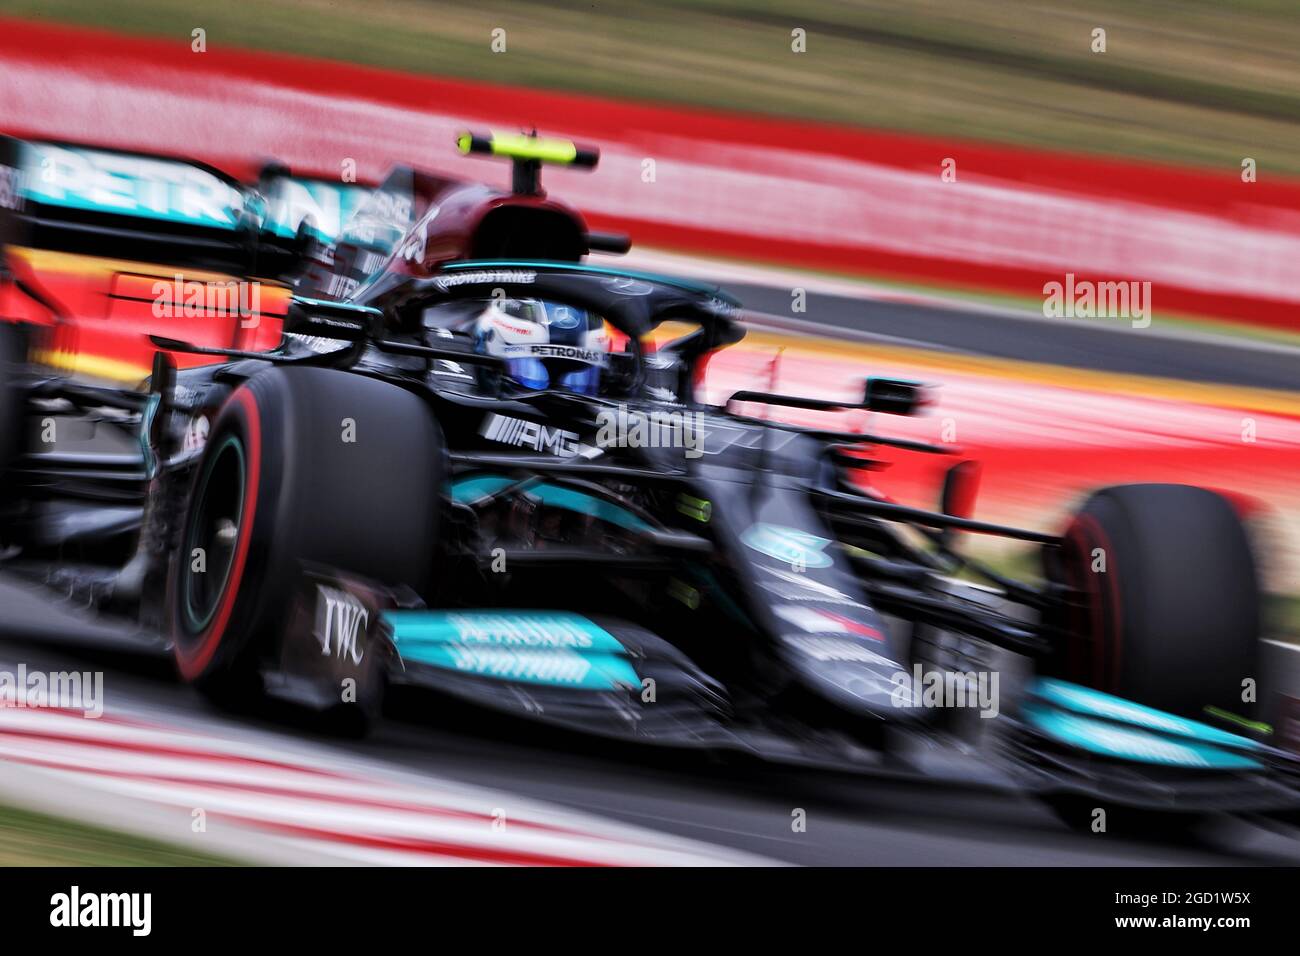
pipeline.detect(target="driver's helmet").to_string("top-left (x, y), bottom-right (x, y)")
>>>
top-left (473, 298), bottom-right (609, 395)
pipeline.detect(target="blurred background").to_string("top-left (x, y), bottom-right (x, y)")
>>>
top-left (2, 0), bottom-right (1294, 569)
top-left (8, 0), bottom-right (1300, 171)
top-left (0, 0), bottom-right (1297, 865)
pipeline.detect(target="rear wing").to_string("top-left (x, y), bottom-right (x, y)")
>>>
top-left (0, 136), bottom-right (252, 268)
top-left (257, 167), bottom-right (372, 245)
top-left (0, 136), bottom-right (373, 278)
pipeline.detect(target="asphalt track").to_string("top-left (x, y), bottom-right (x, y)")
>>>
top-left (724, 281), bottom-right (1300, 393)
top-left (3, 576), bottom-right (1300, 865)
top-left (1, 285), bottom-right (1299, 864)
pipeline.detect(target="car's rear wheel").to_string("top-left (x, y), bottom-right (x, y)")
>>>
top-left (0, 322), bottom-right (26, 467)
top-left (1045, 483), bottom-right (1260, 719)
top-left (167, 366), bottom-right (443, 726)
top-left (0, 322), bottom-right (28, 542)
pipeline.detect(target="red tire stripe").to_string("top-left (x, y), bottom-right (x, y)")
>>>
top-left (1066, 514), bottom-right (1123, 692)
top-left (176, 387), bottom-right (262, 680)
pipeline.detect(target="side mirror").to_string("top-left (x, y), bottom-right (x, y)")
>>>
top-left (939, 459), bottom-right (982, 548)
top-left (940, 459), bottom-right (981, 520)
top-left (284, 297), bottom-right (381, 342)
top-left (862, 377), bottom-right (931, 415)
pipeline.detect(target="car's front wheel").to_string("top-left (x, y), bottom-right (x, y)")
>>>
top-left (1045, 483), bottom-right (1261, 719)
top-left (167, 366), bottom-right (443, 725)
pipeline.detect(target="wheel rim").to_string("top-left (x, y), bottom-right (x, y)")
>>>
top-left (182, 434), bottom-right (247, 634)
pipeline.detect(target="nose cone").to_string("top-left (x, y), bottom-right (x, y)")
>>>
top-left (773, 609), bottom-right (921, 721)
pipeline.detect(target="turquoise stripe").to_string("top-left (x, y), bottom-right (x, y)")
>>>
top-left (1021, 702), bottom-right (1261, 770)
top-left (1030, 679), bottom-right (1259, 751)
top-left (448, 475), bottom-right (652, 533)
top-left (385, 610), bottom-right (639, 691)
top-left (20, 143), bottom-right (242, 230)
top-left (389, 610), bottom-right (626, 653)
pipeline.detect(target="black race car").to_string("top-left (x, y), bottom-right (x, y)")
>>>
top-left (0, 258), bottom-right (1295, 822)
top-left (0, 133), bottom-right (1295, 828)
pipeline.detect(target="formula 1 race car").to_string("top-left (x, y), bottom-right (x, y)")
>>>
top-left (0, 132), bottom-right (1295, 827)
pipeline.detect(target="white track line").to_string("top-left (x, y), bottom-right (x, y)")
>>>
top-left (0, 689), bottom-right (773, 866)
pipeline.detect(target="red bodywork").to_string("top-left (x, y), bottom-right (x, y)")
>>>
top-left (1, 248), bottom-right (289, 381)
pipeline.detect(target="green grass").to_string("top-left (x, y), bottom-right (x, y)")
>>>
top-left (1274, 595), bottom-right (1300, 645)
top-left (5, 0), bottom-right (1300, 174)
top-left (0, 802), bottom-right (242, 865)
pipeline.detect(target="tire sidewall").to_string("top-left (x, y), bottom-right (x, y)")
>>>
top-left (169, 384), bottom-right (274, 686)
top-left (168, 367), bottom-right (443, 694)
top-left (1051, 483), bottom-right (1260, 716)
